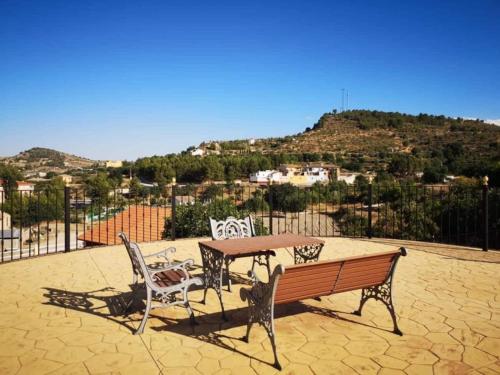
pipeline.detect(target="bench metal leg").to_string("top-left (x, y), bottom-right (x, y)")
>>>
top-left (294, 243), bottom-right (324, 264)
top-left (251, 254), bottom-right (272, 278)
top-left (135, 287), bottom-right (152, 335)
top-left (353, 275), bottom-right (402, 335)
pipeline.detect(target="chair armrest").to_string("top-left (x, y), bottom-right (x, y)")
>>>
top-left (143, 247), bottom-right (176, 263)
top-left (150, 259), bottom-right (194, 280)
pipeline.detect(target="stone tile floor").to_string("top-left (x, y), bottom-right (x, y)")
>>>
top-left (0, 237), bottom-right (499, 375)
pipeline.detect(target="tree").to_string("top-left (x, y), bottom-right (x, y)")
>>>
top-left (268, 184), bottom-right (307, 213)
top-left (0, 164), bottom-right (23, 191)
top-left (422, 164), bottom-right (446, 184)
top-left (85, 173), bottom-right (111, 201)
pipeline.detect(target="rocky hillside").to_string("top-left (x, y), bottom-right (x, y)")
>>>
top-left (214, 110), bottom-right (499, 165)
top-left (0, 147), bottom-right (96, 174)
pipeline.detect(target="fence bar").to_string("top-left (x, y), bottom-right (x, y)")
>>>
top-left (64, 186), bottom-right (71, 252)
top-left (367, 176), bottom-right (373, 238)
top-left (171, 182), bottom-right (176, 241)
top-left (483, 176), bottom-right (489, 251)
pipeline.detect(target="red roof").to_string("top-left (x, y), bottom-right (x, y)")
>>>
top-left (78, 205), bottom-right (171, 246)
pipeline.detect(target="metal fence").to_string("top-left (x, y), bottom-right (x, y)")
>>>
top-left (0, 182), bottom-right (498, 262)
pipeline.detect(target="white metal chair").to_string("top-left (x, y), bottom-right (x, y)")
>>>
top-left (118, 232), bottom-right (177, 285)
top-left (118, 232), bottom-right (202, 334)
top-left (209, 216), bottom-right (271, 291)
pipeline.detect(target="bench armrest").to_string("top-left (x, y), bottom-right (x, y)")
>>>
top-left (246, 270), bottom-right (263, 285)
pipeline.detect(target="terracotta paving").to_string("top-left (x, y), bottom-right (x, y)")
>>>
top-left (0, 237), bottom-right (499, 374)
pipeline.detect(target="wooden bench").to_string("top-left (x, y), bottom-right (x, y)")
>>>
top-left (240, 247), bottom-right (407, 370)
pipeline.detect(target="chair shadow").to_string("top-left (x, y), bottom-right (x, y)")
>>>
top-left (42, 286), bottom-right (143, 333)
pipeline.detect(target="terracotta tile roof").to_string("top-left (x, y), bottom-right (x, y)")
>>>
top-left (78, 205), bottom-right (171, 246)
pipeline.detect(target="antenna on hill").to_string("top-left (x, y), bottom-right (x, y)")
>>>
top-left (346, 90), bottom-right (349, 111)
top-left (341, 88), bottom-right (345, 112)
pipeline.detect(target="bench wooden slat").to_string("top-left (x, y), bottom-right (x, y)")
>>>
top-left (276, 272), bottom-right (341, 288)
top-left (336, 271), bottom-right (390, 286)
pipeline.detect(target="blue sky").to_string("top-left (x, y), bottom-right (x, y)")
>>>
top-left (1, 0), bottom-right (499, 160)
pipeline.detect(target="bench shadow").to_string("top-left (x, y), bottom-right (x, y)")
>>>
top-left (150, 299), bottom-right (395, 367)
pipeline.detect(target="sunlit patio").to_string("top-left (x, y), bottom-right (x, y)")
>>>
top-left (0, 237), bottom-right (499, 375)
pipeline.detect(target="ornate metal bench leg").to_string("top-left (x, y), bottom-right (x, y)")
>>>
top-left (294, 244), bottom-right (324, 264)
top-left (353, 276), bottom-right (402, 335)
top-left (242, 321), bottom-right (253, 343)
top-left (262, 322), bottom-right (281, 370)
top-left (135, 287), bottom-right (152, 335)
top-left (251, 254), bottom-right (272, 279)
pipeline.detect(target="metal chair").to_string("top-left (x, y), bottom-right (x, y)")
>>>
top-left (118, 232), bottom-right (177, 285)
top-left (118, 232), bottom-right (202, 334)
top-left (209, 216), bottom-right (271, 291)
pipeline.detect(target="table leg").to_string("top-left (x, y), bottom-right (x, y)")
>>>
top-left (293, 243), bottom-right (324, 264)
top-left (225, 257), bottom-right (233, 292)
top-left (199, 245), bottom-right (227, 320)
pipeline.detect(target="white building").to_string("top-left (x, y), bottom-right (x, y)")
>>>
top-left (0, 211), bottom-right (11, 230)
top-left (249, 170), bottom-right (284, 184)
top-left (303, 167), bottom-right (329, 185)
top-left (337, 173), bottom-right (360, 185)
top-left (16, 182), bottom-right (35, 196)
top-left (191, 148), bottom-right (205, 157)
top-left (105, 160), bottom-right (123, 168)
top-left (250, 167), bottom-right (329, 186)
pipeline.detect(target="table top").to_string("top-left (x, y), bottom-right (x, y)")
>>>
top-left (199, 233), bottom-right (324, 258)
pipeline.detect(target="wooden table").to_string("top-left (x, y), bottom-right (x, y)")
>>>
top-left (198, 233), bottom-right (325, 319)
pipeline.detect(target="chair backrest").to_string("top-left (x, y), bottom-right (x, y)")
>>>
top-left (118, 232), bottom-right (144, 278)
top-left (209, 216), bottom-right (255, 240)
top-left (274, 249), bottom-right (403, 305)
top-left (118, 232), bottom-right (157, 285)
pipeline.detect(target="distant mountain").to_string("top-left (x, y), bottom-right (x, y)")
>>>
top-left (0, 147), bottom-right (96, 174)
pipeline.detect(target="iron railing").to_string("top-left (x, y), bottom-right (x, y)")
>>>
top-left (0, 181), bottom-right (498, 262)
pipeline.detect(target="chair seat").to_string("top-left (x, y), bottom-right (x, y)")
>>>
top-left (154, 269), bottom-right (190, 288)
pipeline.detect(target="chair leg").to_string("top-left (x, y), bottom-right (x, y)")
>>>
top-left (135, 287), bottom-right (152, 335)
top-left (183, 286), bottom-right (197, 325)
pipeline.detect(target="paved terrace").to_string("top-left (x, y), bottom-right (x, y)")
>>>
top-left (0, 238), bottom-right (499, 375)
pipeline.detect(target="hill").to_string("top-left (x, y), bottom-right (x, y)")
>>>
top-left (0, 147), bottom-right (96, 174)
top-left (214, 110), bottom-right (500, 172)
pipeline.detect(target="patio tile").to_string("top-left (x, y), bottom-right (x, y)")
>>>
top-left (0, 237), bottom-right (499, 374)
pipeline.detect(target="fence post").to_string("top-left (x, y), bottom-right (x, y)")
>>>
top-left (64, 186), bottom-right (71, 252)
top-left (268, 179), bottom-right (273, 235)
top-left (482, 176), bottom-right (489, 252)
top-left (170, 178), bottom-right (176, 241)
top-left (367, 175), bottom-right (373, 238)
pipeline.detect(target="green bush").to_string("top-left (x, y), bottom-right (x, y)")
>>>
top-left (164, 198), bottom-right (267, 238)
